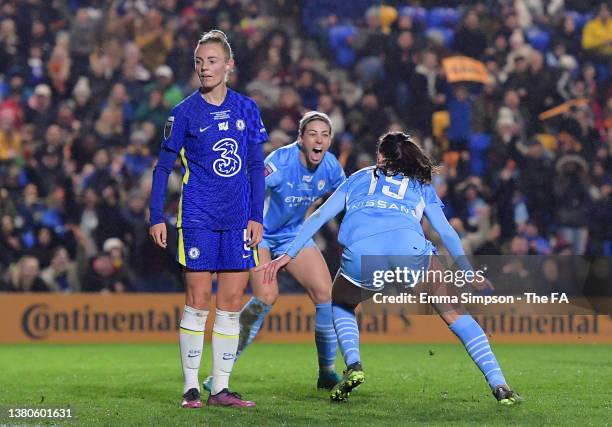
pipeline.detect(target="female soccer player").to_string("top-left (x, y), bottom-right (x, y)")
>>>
top-left (149, 30), bottom-right (267, 408)
top-left (203, 111), bottom-right (345, 392)
top-left (256, 132), bottom-right (522, 405)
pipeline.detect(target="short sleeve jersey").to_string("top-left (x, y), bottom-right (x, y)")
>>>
top-left (263, 142), bottom-right (345, 241)
top-left (338, 167), bottom-right (443, 247)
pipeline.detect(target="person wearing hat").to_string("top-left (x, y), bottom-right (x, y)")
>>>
top-left (152, 64), bottom-right (183, 108)
top-left (553, 154), bottom-right (592, 255)
top-left (102, 237), bottom-right (134, 284)
top-left (25, 84), bottom-right (55, 139)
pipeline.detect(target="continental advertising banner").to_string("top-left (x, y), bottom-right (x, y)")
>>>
top-left (0, 294), bottom-right (610, 344)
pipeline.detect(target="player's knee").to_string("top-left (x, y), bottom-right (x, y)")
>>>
top-left (217, 290), bottom-right (244, 311)
top-left (257, 286), bottom-right (278, 305)
top-left (308, 287), bottom-right (332, 305)
top-left (186, 292), bottom-right (211, 310)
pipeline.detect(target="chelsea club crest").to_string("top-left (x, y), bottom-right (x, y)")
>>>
top-left (188, 247), bottom-right (200, 260)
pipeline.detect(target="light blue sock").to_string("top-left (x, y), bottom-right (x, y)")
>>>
top-left (449, 315), bottom-right (507, 389)
top-left (236, 297), bottom-right (273, 358)
top-left (315, 302), bottom-right (338, 372)
top-left (332, 302), bottom-right (361, 367)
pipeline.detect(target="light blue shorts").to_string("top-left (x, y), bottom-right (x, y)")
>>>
top-left (339, 229), bottom-right (435, 291)
top-left (259, 235), bottom-right (317, 258)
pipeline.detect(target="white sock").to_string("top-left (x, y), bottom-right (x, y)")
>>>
top-left (211, 309), bottom-right (240, 395)
top-left (179, 306), bottom-right (208, 394)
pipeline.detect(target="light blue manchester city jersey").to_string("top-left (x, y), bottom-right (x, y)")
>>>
top-left (338, 166), bottom-right (443, 247)
top-left (263, 142), bottom-right (345, 241)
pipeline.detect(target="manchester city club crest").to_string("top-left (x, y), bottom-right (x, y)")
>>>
top-left (188, 247), bottom-right (200, 259)
top-left (318, 180), bottom-right (325, 190)
top-left (236, 119), bottom-right (245, 131)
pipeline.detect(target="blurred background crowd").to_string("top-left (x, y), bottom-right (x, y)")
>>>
top-left (0, 0), bottom-right (610, 293)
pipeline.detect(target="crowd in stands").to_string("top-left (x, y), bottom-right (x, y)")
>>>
top-left (0, 0), bottom-right (610, 293)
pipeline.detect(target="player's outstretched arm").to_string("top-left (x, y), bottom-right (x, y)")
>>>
top-left (424, 203), bottom-right (473, 271)
top-left (424, 203), bottom-right (493, 291)
top-left (254, 180), bottom-right (348, 284)
top-left (255, 254), bottom-right (291, 284)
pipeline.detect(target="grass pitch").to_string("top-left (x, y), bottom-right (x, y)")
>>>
top-left (1, 343), bottom-right (610, 426)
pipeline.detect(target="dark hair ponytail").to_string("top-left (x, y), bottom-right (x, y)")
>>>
top-left (375, 132), bottom-right (437, 183)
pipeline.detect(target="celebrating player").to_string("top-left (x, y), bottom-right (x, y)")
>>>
top-left (149, 30), bottom-right (267, 408)
top-left (203, 111), bottom-right (345, 392)
top-left (256, 132), bottom-right (522, 405)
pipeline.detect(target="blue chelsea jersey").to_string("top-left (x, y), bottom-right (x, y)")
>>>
top-left (338, 167), bottom-right (443, 247)
top-left (162, 89), bottom-right (268, 230)
top-left (263, 142), bottom-right (345, 240)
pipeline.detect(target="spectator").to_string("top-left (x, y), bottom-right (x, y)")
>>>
top-left (25, 84), bottom-right (55, 139)
top-left (581, 3), bottom-right (612, 59)
top-left (410, 50), bottom-right (446, 135)
top-left (134, 8), bottom-right (173, 71)
top-left (81, 251), bottom-right (131, 293)
top-left (58, 0), bottom-right (112, 76)
top-left (447, 85), bottom-right (472, 153)
top-left (554, 14), bottom-right (582, 58)
top-left (0, 1), bottom-right (609, 291)
top-left (0, 18), bottom-right (18, 75)
top-left (93, 184), bottom-right (130, 250)
top-left (0, 109), bottom-right (21, 162)
top-left (517, 139), bottom-right (554, 231)
top-left (29, 225), bottom-right (58, 269)
top-left (102, 237), bottom-right (136, 288)
top-left (148, 65), bottom-right (183, 109)
top-left (41, 246), bottom-right (79, 292)
top-left (553, 154), bottom-right (592, 255)
top-left (0, 214), bottom-right (23, 269)
top-left (2, 255), bottom-right (49, 292)
top-left (384, 30), bottom-right (416, 115)
top-left (452, 10), bottom-right (486, 59)
top-left (47, 36), bottom-right (74, 101)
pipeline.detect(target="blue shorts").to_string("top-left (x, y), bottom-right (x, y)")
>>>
top-left (177, 228), bottom-right (259, 271)
top-left (339, 229), bottom-right (435, 291)
top-left (259, 235), bottom-right (316, 258)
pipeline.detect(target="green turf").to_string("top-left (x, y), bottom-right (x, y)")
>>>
top-left (0, 343), bottom-right (610, 426)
